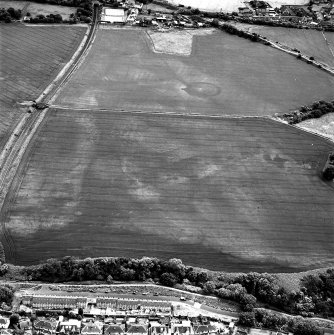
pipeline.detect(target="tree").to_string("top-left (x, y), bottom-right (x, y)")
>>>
top-left (160, 272), bottom-right (177, 287)
top-left (238, 312), bottom-right (256, 327)
top-left (202, 281), bottom-right (216, 294)
top-left (239, 293), bottom-right (257, 311)
top-left (0, 286), bottom-right (14, 305)
top-left (323, 165), bottom-right (334, 181)
top-left (9, 314), bottom-right (20, 329)
top-left (293, 319), bottom-right (321, 335)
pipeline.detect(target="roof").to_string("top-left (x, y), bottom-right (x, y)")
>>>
top-left (34, 320), bottom-right (58, 331)
top-left (174, 327), bottom-right (190, 334)
top-left (60, 320), bottom-right (81, 327)
top-left (104, 325), bottom-right (125, 334)
top-left (127, 325), bottom-right (147, 334)
top-left (105, 8), bottom-right (125, 16)
top-left (81, 323), bottom-right (102, 334)
top-left (150, 326), bottom-right (168, 334)
top-left (194, 325), bottom-right (216, 334)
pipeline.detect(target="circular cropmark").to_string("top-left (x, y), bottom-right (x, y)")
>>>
top-left (182, 82), bottom-right (221, 98)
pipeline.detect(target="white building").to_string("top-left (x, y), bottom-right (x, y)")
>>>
top-left (102, 8), bottom-right (127, 23)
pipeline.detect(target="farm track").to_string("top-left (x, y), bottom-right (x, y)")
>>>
top-left (0, 7), bottom-right (99, 263)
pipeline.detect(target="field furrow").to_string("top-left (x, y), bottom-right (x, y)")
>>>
top-left (2, 108), bottom-right (333, 272)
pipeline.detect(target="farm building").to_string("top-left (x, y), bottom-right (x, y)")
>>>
top-left (101, 8), bottom-right (127, 23)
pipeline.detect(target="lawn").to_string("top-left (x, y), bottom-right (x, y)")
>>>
top-left (245, 25), bottom-right (334, 68)
top-left (0, 24), bottom-right (86, 148)
top-left (2, 109), bottom-right (333, 272)
top-left (53, 28), bottom-right (334, 117)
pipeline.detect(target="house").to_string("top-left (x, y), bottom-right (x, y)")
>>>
top-left (172, 321), bottom-right (193, 335)
top-left (238, 7), bottom-right (254, 16)
top-left (149, 323), bottom-right (169, 335)
top-left (34, 319), bottom-right (58, 335)
top-left (96, 298), bottom-right (117, 309)
top-left (101, 8), bottom-right (127, 23)
top-left (31, 296), bottom-right (86, 309)
top-left (59, 320), bottom-right (81, 334)
top-left (127, 324), bottom-right (148, 335)
top-left (193, 325), bottom-right (217, 335)
top-left (22, 295), bottom-right (33, 306)
top-left (19, 318), bottom-right (31, 331)
top-left (81, 322), bottom-right (103, 335)
top-left (0, 318), bottom-right (9, 329)
top-left (117, 300), bottom-right (140, 311)
top-left (140, 301), bottom-right (171, 313)
top-left (104, 325), bottom-right (126, 335)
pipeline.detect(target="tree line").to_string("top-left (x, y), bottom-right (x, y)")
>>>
top-left (282, 100), bottom-right (334, 125)
top-left (0, 7), bottom-right (22, 22)
top-left (20, 257), bottom-right (334, 319)
top-left (2, 256), bottom-right (334, 334)
top-left (238, 309), bottom-right (322, 335)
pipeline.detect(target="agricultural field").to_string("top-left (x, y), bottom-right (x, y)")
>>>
top-left (0, 24), bottom-right (86, 148)
top-left (2, 109), bottom-right (334, 272)
top-left (0, 1), bottom-right (77, 19)
top-left (53, 28), bottom-right (334, 116)
top-left (245, 26), bottom-right (334, 68)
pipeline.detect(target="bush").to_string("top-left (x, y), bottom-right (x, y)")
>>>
top-left (0, 286), bottom-right (14, 305)
top-left (323, 165), bottom-right (334, 181)
top-left (160, 272), bottom-right (177, 287)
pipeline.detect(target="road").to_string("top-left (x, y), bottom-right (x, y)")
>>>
top-left (0, 5), bottom-right (99, 263)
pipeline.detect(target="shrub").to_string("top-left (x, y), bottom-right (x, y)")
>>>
top-left (323, 165), bottom-right (334, 181)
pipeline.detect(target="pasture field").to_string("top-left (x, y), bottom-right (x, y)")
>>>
top-left (26, 2), bottom-right (76, 19)
top-left (246, 26), bottom-right (334, 68)
top-left (53, 28), bottom-right (334, 116)
top-left (0, 0), bottom-right (27, 11)
top-left (2, 109), bottom-right (334, 271)
top-left (0, 1), bottom-right (77, 19)
top-left (0, 24), bottom-right (86, 147)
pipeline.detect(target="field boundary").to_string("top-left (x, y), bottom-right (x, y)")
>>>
top-left (49, 106), bottom-right (334, 147)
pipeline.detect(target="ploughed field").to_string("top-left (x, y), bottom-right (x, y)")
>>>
top-left (2, 109), bottom-right (334, 271)
top-left (0, 24), bottom-right (86, 148)
top-left (247, 26), bottom-right (334, 68)
top-left (53, 28), bottom-right (334, 117)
